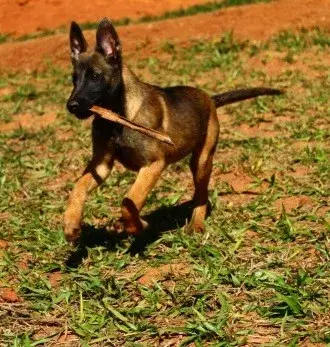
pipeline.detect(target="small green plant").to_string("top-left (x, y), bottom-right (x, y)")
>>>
top-left (0, 33), bottom-right (9, 43)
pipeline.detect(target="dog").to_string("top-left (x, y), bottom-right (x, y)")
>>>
top-left (64, 18), bottom-right (281, 243)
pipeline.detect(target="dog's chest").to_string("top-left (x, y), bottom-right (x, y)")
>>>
top-left (112, 128), bottom-right (152, 171)
top-left (93, 116), bottom-right (158, 172)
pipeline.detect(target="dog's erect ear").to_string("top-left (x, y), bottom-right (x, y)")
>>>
top-left (95, 18), bottom-right (121, 62)
top-left (70, 21), bottom-right (87, 63)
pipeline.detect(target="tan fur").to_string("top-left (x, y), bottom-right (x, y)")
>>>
top-left (122, 67), bottom-right (144, 120)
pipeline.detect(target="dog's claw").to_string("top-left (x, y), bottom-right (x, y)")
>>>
top-left (108, 219), bottom-right (125, 234)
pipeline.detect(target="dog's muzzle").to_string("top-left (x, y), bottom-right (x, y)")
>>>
top-left (66, 100), bottom-right (80, 113)
top-left (66, 99), bottom-right (93, 119)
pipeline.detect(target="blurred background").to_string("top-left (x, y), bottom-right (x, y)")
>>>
top-left (0, 0), bottom-right (328, 71)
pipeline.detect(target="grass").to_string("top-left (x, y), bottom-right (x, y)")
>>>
top-left (0, 0), bottom-right (272, 44)
top-left (0, 27), bottom-right (329, 346)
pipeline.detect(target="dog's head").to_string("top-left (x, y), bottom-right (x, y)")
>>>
top-left (66, 18), bottom-right (122, 119)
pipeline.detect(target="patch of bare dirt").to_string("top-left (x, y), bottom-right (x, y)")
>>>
top-left (14, 252), bottom-right (33, 270)
top-left (248, 50), bottom-right (330, 78)
top-left (153, 315), bottom-right (188, 329)
top-left (287, 245), bottom-right (322, 269)
top-left (138, 263), bottom-right (190, 286)
top-left (159, 337), bottom-right (185, 347)
top-left (0, 86), bottom-right (14, 97)
top-left (48, 271), bottom-right (63, 288)
top-left (289, 165), bottom-right (311, 178)
top-left (220, 193), bottom-right (256, 206)
top-left (0, 113), bottom-right (57, 133)
top-left (274, 195), bottom-right (314, 213)
top-left (236, 312), bottom-right (279, 345)
top-left (217, 112), bottom-right (232, 124)
top-left (45, 172), bottom-right (73, 191)
top-left (317, 205), bottom-right (329, 217)
top-left (32, 327), bottom-right (59, 343)
top-left (0, 287), bottom-right (22, 303)
top-left (0, 212), bottom-right (11, 222)
top-left (0, 240), bottom-right (9, 249)
top-left (219, 112), bottom-right (282, 141)
top-left (301, 343), bottom-right (326, 347)
top-left (57, 333), bottom-right (79, 345)
top-left (237, 123), bottom-right (279, 139)
top-left (0, 0), bottom-right (329, 72)
top-left (0, 0), bottom-right (211, 36)
top-left (245, 229), bottom-right (259, 239)
top-left (272, 115), bottom-right (293, 123)
top-left (55, 129), bottom-right (75, 141)
top-left (214, 171), bottom-right (269, 194)
top-left (291, 141), bottom-right (319, 151)
top-left (16, 260), bottom-right (29, 270)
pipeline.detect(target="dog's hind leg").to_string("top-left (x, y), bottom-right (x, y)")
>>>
top-left (188, 109), bottom-right (219, 232)
top-left (64, 151), bottom-right (114, 242)
top-left (121, 160), bottom-right (165, 236)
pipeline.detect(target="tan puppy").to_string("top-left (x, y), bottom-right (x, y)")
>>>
top-left (64, 18), bottom-right (281, 243)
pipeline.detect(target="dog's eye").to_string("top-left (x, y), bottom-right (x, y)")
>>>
top-left (91, 72), bottom-right (101, 81)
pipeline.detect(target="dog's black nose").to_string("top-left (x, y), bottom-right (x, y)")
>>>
top-left (67, 100), bottom-right (79, 113)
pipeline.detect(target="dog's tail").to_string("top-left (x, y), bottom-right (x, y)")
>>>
top-left (212, 87), bottom-right (282, 108)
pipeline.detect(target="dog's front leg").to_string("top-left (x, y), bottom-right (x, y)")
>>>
top-left (63, 151), bottom-right (114, 242)
top-left (121, 160), bottom-right (165, 236)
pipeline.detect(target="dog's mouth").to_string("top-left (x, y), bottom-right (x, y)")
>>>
top-left (73, 110), bottom-right (93, 120)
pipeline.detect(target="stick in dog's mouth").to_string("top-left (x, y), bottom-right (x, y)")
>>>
top-left (90, 106), bottom-right (174, 146)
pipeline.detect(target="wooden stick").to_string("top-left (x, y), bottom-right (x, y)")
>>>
top-left (91, 106), bottom-right (174, 146)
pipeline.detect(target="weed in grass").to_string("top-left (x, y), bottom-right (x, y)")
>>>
top-left (0, 33), bottom-right (9, 44)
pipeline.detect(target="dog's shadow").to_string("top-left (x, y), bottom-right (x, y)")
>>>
top-left (65, 201), bottom-right (196, 267)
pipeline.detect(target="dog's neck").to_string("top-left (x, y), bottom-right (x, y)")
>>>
top-left (98, 64), bottom-right (146, 120)
top-left (122, 65), bottom-right (146, 120)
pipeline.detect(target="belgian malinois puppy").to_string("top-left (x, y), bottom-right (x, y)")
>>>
top-left (64, 18), bottom-right (281, 243)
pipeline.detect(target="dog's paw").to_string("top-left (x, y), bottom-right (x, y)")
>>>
top-left (185, 221), bottom-right (205, 234)
top-left (64, 224), bottom-right (81, 243)
top-left (124, 218), bottom-right (149, 236)
top-left (108, 219), bottom-right (125, 234)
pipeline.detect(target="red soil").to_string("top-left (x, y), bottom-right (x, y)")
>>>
top-left (0, 0), bottom-right (210, 35)
top-left (48, 271), bottom-right (63, 288)
top-left (0, 240), bottom-right (8, 249)
top-left (275, 195), bottom-right (314, 214)
top-left (138, 263), bottom-right (189, 286)
top-left (0, 112), bottom-right (57, 133)
top-left (0, 287), bottom-right (22, 303)
top-left (0, 0), bottom-right (329, 72)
